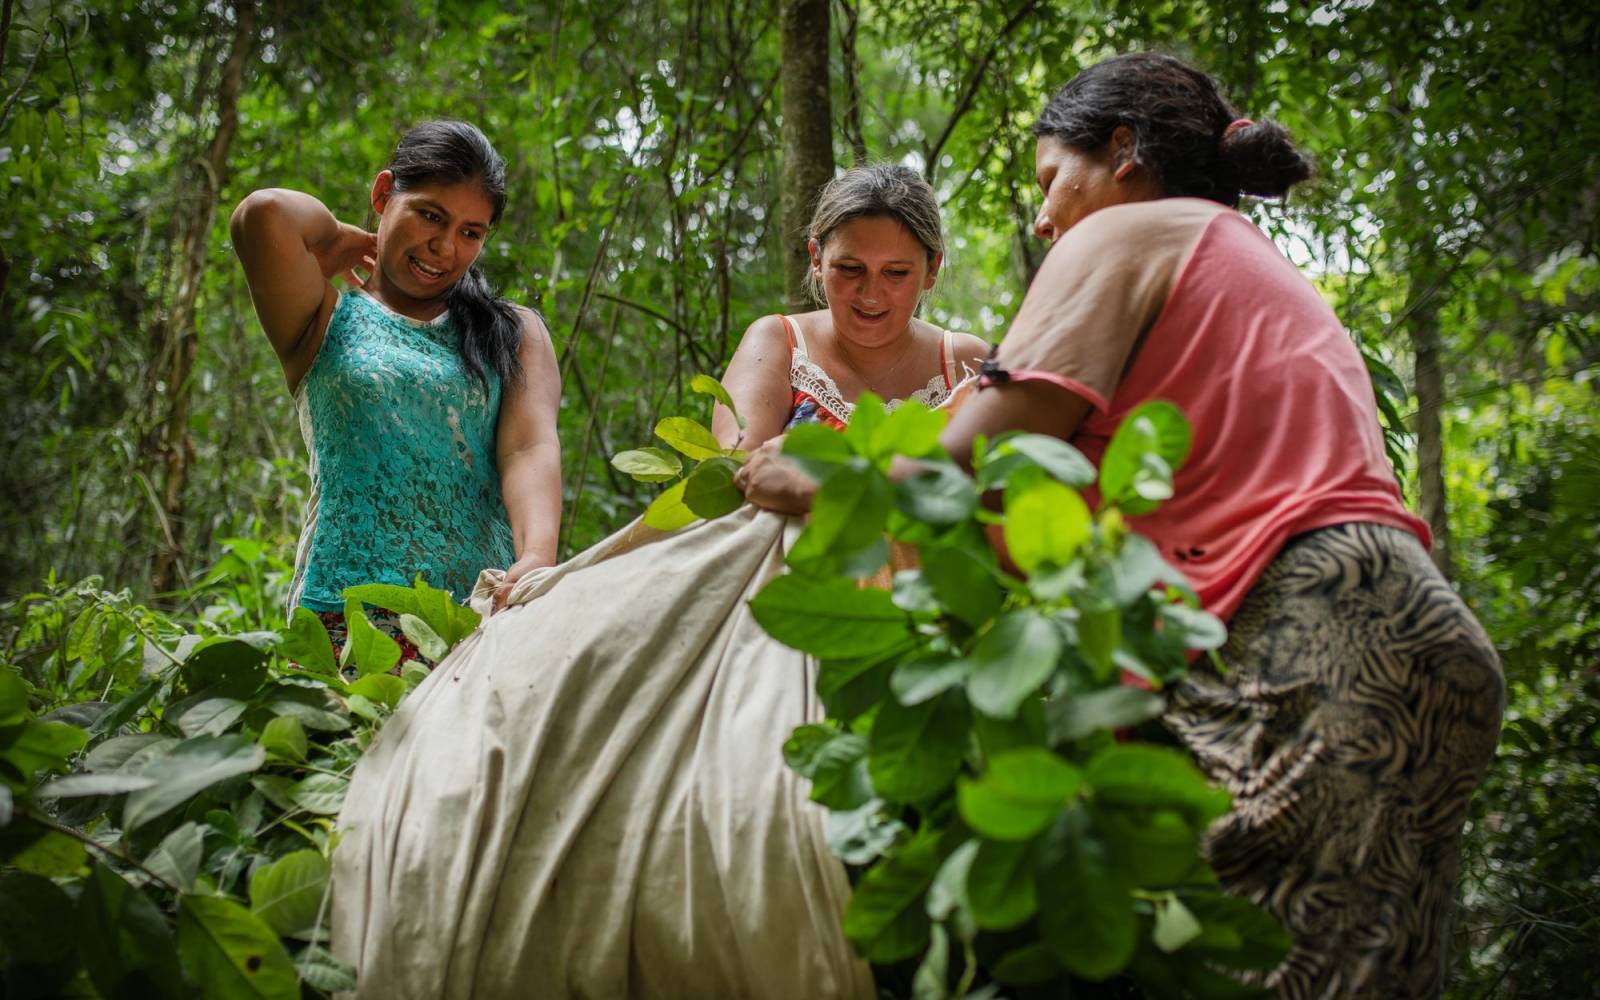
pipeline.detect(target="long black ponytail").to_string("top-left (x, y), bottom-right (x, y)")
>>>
top-left (386, 120), bottom-right (525, 389)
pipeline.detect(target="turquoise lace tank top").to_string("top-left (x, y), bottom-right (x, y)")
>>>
top-left (289, 290), bottom-right (514, 612)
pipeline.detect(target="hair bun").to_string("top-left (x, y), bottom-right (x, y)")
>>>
top-left (1218, 116), bottom-right (1313, 200)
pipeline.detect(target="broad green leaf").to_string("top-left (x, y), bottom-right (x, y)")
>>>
top-left (289, 773), bottom-right (347, 815)
top-left (178, 696), bottom-right (249, 738)
top-left (611, 446), bottom-right (684, 482)
top-left (958, 748), bottom-right (1083, 841)
top-left (992, 942), bottom-right (1063, 986)
top-left (782, 723), bottom-right (843, 778)
top-left (1161, 603), bottom-right (1228, 651)
top-left (842, 392), bottom-right (888, 455)
top-left (349, 672), bottom-right (407, 709)
top-left (967, 610), bottom-right (1062, 719)
top-left (689, 373), bottom-right (745, 428)
top-left (925, 838), bottom-right (978, 925)
top-left (818, 649), bottom-right (906, 722)
top-left (1085, 745), bottom-right (1230, 825)
top-left (786, 727), bottom-right (873, 810)
top-left (1004, 477), bottom-right (1092, 574)
top-left (260, 715), bottom-right (308, 762)
top-left (0, 872), bottom-right (77, 971)
top-left (1105, 534), bottom-right (1189, 605)
top-left (5, 825), bottom-right (87, 877)
top-left (295, 944), bottom-right (358, 992)
top-left (1077, 605), bottom-right (1121, 682)
top-left (868, 690), bottom-right (971, 802)
top-left (967, 838), bottom-right (1037, 930)
top-left (341, 579), bottom-right (480, 647)
top-left (250, 849), bottom-right (330, 938)
top-left (750, 574), bottom-right (911, 659)
top-left (0, 719), bottom-right (88, 781)
top-left (1099, 401), bottom-right (1191, 511)
top-left (84, 733), bottom-right (174, 772)
top-left (34, 771), bottom-right (157, 798)
top-left (1000, 433), bottom-right (1097, 487)
top-left (789, 462), bottom-right (892, 567)
top-left (122, 735), bottom-right (266, 832)
top-left (264, 687), bottom-right (350, 732)
top-left (184, 634), bottom-right (276, 698)
top-left (870, 401), bottom-right (947, 463)
top-left (890, 655), bottom-right (972, 706)
top-left (894, 460), bottom-right (978, 525)
top-left (781, 422), bottom-right (858, 479)
top-left (145, 822), bottom-right (205, 893)
top-left (1095, 804), bottom-right (1206, 887)
top-left (277, 608), bottom-right (337, 675)
top-left (340, 603), bottom-right (401, 676)
top-left (1037, 806), bottom-right (1136, 980)
top-left (920, 545), bottom-right (1002, 628)
top-left (842, 827), bottom-right (941, 963)
top-left (0, 671), bottom-right (27, 725)
top-left (1047, 686), bottom-right (1165, 744)
top-left (643, 477), bottom-right (699, 531)
top-left (654, 416), bottom-right (724, 460)
top-left (91, 675), bottom-right (162, 738)
top-left (78, 864), bottom-right (187, 998)
top-left (177, 894), bottom-right (299, 1000)
top-left (825, 798), bottom-right (906, 866)
top-left (399, 613), bottom-right (450, 663)
top-left (682, 457), bottom-right (745, 518)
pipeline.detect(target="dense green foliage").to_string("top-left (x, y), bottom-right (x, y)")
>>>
top-left (2, 0), bottom-right (1597, 995)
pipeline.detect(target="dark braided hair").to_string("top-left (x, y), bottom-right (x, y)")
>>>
top-left (386, 120), bottom-right (524, 388)
top-left (1034, 52), bottom-right (1312, 207)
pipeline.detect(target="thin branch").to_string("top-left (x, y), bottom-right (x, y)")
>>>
top-left (0, 0), bottom-right (14, 76)
top-left (0, 20), bottom-right (47, 132)
top-left (594, 292), bottom-right (688, 336)
top-left (923, 0), bottom-right (1041, 178)
top-left (835, 0), bottom-right (867, 165)
top-left (22, 809), bottom-right (181, 895)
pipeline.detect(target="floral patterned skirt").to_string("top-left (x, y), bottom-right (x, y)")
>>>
top-left (315, 609), bottom-right (430, 679)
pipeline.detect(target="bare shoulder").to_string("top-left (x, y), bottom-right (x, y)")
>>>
top-left (947, 330), bottom-right (991, 364)
top-left (738, 312), bottom-right (800, 354)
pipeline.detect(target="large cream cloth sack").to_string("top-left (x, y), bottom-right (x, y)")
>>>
top-left (331, 504), bottom-right (874, 999)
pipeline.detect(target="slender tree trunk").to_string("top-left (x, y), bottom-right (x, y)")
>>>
top-left (1411, 296), bottom-right (1453, 580)
top-left (147, 0), bottom-right (254, 593)
top-left (779, 0), bottom-right (834, 312)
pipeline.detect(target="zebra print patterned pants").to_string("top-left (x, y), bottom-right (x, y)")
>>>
top-left (1166, 522), bottom-right (1504, 999)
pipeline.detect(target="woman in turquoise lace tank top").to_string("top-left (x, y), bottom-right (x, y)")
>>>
top-left (230, 121), bottom-right (562, 655)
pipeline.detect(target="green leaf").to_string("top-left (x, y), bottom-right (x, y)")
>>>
top-left (991, 942), bottom-right (1063, 986)
top-left (249, 849), bottom-right (330, 938)
top-left (785, 726), bottom-right (873, 810)
top-left (1099, 401), bottom-right (1191, 512)
top-left (958, 748), bottom-right (1083, 841)
top-left (77, 864), bottom-right (187, 999)
top-left (1077, 605), bottom-right (1121, 682)
top-left (122, 734), bottom-right (266, 832)
top-left (1178, 891), bottom-right (1292, 971)
top-left (0, 719), bottom-right (88, 781)
top-left (1084, 745), bottom-right (1230, 826)
top-left (842, 827), bottom-right (941, 963)
top-left (276, 608), bottom-right (337, 675)
top-left (1153, 894), bottom-right (1203, 953)
top-left (890, 654), bottom-right (972, 706)
top-left (399, 613), bottom-right (450, 663)
top-left (259, 715), bottom-right (307, 762)
top-left (967, 837), bottom-right (1037, 930)
top-left (911, 922), bottom-right (950, 1000)
top-left (178, 697), bottom-right (249, 738)
top-left (0, 670), bottom-right (28, 726)
top-left (184, 634), bottom-right (275, 698)
top-left (264, 687), bottom-right (350, 732)
top-left (654, 416), bottom-right (725, 460)
top-left (1037, 806), bottom-right (1136, 980)
top-left (4, 823), bottom-right (88, 876)
top-left (781, 422), bottom-right (858, 478)
top-left (682, 456), bottom-right (745, 518)
top-left (868, 690), bottom-right (971, 802)
top-left (0, 872), bottom-right (77, 971)
top-left (1046, 686), bottom-right (1165, 744)
top-left (750, 574), bottom-right (912, 659)
top-left (289, 773), bottom-right (347, 815)
top-left (1095, 804), bottom-right (1206, 886)
top-left (689, 373), bottom-right (745, 428)
top-left (1004, 477), bottom-right (1092, 574)
top-left (920, 545), bottom-right (1002, 628)
top-left (340, 603), bottom-right (401, 676)
top-left (924, 838), bottom-right (978, 926)
top-left (894, 460), bottom-right (979, 525)
top-left (1160, 603), bottom-right (1228, 651)
top-left (999, 433), bottom-right (1097, 487)
top-left (842, 392), bottom-right (889, 456)
top-left (643, 477), bottom-right (700, 531)
top-left (870, 401), bottom-right (947, 463)
top-left (789, 462), bottom-right (892, 567)
top-left (34, 771), bottom-right (157, 798)
top-left (611, 446), bottom-right (684, 482)
top-left (967, 610), bottom-right (1062, 719)
top-left (295, 944), bottom-right (358, 992)
top-left (349, 672), bottom-right (407, 709)
top-left (177, 894), bottom-right (299, 1000)
top-left (145, 822), bottom-right (205, 893)
top-left (1105, 534), bottom-right (1189, 605)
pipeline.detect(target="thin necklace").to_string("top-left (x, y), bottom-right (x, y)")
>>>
top-left (833, 324), bottom-right (920, 395)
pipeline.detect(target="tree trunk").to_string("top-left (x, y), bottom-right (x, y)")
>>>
top-left (779, 0), bottom-right (834, 312)
top-left (1411, 296), bottom-right (1454, 580)
top-left (147, 0), bottom-right (254, 594)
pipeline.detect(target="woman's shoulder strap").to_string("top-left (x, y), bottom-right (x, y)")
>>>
top-left (779, 314), bottom-right (808, 356)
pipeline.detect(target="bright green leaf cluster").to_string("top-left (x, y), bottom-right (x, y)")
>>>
top-left (610, 374), bottom-right (750, 529)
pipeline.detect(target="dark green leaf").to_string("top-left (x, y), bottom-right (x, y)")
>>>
top-left (750, 574), bottom-right (911, 659)
top-left (184, 634), bottom-right (275, 698)
top-left (842, 827), bottom-right (941, 963)
top-left (176, 894), bottom-right (299, 1000)
top-left (145, 822), bottom-right (205, 893)
top-left (340, 603), bottom-right (401, 676)
top-left (967, 610), bottom-right (1062, 719)
top-left (920, 546), bottom-right (1002, 628)
top-left (958, 748), bottom-right (1083, 841)
top-left (249, 849), bottom-right (330, 938)
top-left (967, 838), bottom-right (1037, 930)
top-left (1084, 745), bottom-right (1230, 826)
top-left (869, 690), bottom-right (971, 802)
top-left (122, 735), bottom-right (266, 832)
top-left (276, 608), bottom-right (337, 675)
top-left (34, 771), bottom-right (157, 798)
top-left (1000, 433), bottom-right (1097, 487)
top-left (825, 798), bottom-right (906, 866)
top-left (1037, 806), bottom-right (1136, 980)
top-left (1178, 891), bottom-right (1293, 971)
top-left (890, 655), bottom-right (972, 706)
top-left (1047, 686), bottom-right (1165, 744)
top-left (895, 460), bottom-right (978, 525)
top-left (789, 462), bottom-right (892, 568)
top-left (258, 716), bottom-right (307, 762)
top-left (77, 864), bottom-right (187, 999)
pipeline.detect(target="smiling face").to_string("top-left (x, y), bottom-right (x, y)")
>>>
top-left (811, 215), bottom-right (940, 348)
top-left (369, 171), bottom-right (495, 307)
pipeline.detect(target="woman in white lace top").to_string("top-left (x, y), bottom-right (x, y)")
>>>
top-left (718, 166), bottom-right (988, 510)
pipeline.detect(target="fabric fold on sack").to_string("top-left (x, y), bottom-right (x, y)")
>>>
top-left (331, 503), bottom-right (874, 1000)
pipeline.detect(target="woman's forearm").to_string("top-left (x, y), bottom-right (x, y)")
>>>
top-left (501, 442), bottom-right (563, 566)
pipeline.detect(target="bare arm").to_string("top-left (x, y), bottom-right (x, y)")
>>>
top-left (496, 309), bottom-right (564, 599)
top-left (229, 188), bottom-right (375, 391)
top-left (712, 314), bottom-right (793, 450)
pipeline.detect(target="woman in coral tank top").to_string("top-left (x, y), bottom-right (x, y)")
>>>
top-left (943, 54), bottom-right (1502, 998)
